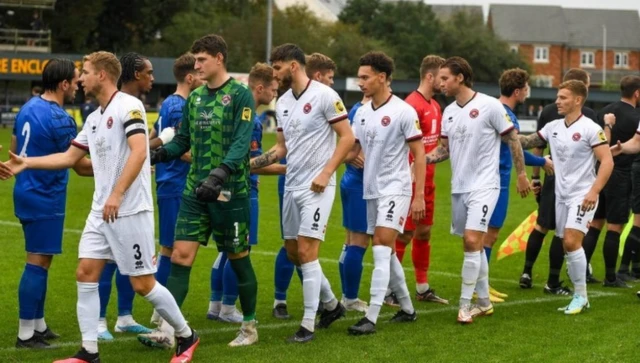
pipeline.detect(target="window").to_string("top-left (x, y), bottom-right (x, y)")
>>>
top-left (534, 46), bottom-right (549, 63)
top-left (614, 52), bottom-right (629, 68)
top-left (580, 51), bottom-right (595, 67)
top-left (510, 44), bottom-right (519, 54)
top-left (531, 75), bottom-right (554, 88)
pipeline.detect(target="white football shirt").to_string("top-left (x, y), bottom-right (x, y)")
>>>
top-left (353, 95), bottom-right (422, 199)
top-left (72, 91), bottom-right (153, 217)
top-left (441, 92), bottom-right (514, 193)
top-left (538, 115), bottom-right (607, 202)
top-left (276, 80), bottom-right (348, 191)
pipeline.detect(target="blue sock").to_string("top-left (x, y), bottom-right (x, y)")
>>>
top-left (222, 257), bottom-right (239, 305)
top-left (155, 255), bottom-right (172, 287)
top-left (343, 245), bottom-right (367, 300)
top-left (274, 246), bottom-right (294, 301)
top-left (210, 252), bottom-right (227, 302)
top-left (338, 244), bottom-right (347, 297)
top-left (484, 247), bottom-right (493, 262)
top-left (18, 264), bottom-right (47, 320)
top-left (115, 269), bottom-right (135, 317)
top-left (35, 266), bottom-right (48, 320)
top-left (98, 263), bottom-right (117, 318)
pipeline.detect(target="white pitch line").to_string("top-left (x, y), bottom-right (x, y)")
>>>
top-left (0, 290), bottom-right (619, 352)
top-left (0, 220), bottom-right (519, 285)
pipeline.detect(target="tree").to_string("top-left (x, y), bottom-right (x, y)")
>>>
top-left (440, 12), bottom-right (530, 83)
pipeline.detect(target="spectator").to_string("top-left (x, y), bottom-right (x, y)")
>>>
top-left (537, 104), bottom-right (544, 116)
top-left (526, 104), bottom-right (537, 117)
top-left (28, 12), bottom-right (43, 46)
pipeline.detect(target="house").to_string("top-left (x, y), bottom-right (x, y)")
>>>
top-left (489, 4), bottom-right (640, 87)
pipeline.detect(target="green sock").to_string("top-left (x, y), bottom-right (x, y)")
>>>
top-left (229, 254), bottom-right (257, 322)
top-left (166, 263), bottom-right (191, 308)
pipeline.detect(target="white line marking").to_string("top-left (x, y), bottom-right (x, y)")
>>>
top-left (0, 220), bottom-right (519, 285)
top-left (0, 290), bottom-right (619, 351)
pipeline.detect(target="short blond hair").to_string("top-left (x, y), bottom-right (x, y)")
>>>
top-left (305, 53), bottom-right (336, 78)
top-left (419, 55), bottom-right (445, 80)
top-left (249, 62), bottom-right (274, 89)
top-left (83, 51), bottom-right (122, 82)
top-left (558, 80), bottom-right (588, 104)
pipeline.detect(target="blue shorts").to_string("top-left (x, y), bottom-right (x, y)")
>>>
top-left (340, 184), bottom-right (368, 234)
top-left (250, 197), bottom-right (258, 245)
top-left (489, 174), bottom-right (510, 229)
top-left (22, 218), bottom-right (64, 255)
top-left (158, 196), bottom-right (181, 248)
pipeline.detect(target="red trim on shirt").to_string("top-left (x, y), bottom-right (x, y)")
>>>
top-left (537, 131), bottom-right (547, 141)
top-left (328, 114), bottom-right (348, 124)
top-left (499, 125), bottom-right (515, 136)
top-left (71, 140), bottom-right (89, 151)
top-left (100, 90), bottom-right (119, 114)
top-left (406, 135), bottom-right (423, 142)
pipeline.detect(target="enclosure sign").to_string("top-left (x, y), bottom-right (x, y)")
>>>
top-left (0, 57), bottom-right (82, 75)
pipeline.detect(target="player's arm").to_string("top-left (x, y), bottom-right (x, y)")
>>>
top-left (103, 113), bottom-right (148, 223)
top-left (344, 141), bottom-right (363, 164)
top-left (503, 128), bottom-right (530, 197)
top-left (583, 144), bottom-right (613, 211)
top-left (72, 157), bottom-right (94, 177)
top-left (0, 145), bottom-right (87, 180)
top-left (250, 132), bottom-right (286, 169)
top-left (152, 100), bottom-right (191, 164)
top-left (612, 133), bottom-right (640, 156)
top-left (425, 138), bottom-right (449, 164)
top-left (518, 132), bottom-right (547, 149)
top-left (252, 163), bottom-right (286, 175)
top-left (10, 135), bottom-right (17, 154)
top-left (311, 119), bottom-right (355, 192)
top-left (180, 151), bottom-right (192, 163)
top-left (408, 138), bottom-right (426, 221)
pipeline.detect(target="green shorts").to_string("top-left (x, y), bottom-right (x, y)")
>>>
top-left (175, 193), bottom-right (250, 253)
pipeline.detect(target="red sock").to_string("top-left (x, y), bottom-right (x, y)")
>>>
top-left (395, 240), bottom-right (406, 262)
top-left (412, 239), bottom-right (431, 284)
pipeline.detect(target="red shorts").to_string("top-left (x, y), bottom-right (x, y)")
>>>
top-left (404, 182), bottom-right (435, 231)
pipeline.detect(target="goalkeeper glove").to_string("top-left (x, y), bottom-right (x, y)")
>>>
top-left (195, 165), bottom-right (230, 202)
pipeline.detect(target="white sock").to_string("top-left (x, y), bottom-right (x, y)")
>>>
top-left (209, 300), bottom-right (221, 313)
top-left (567, 248), bottom-right (588, 298)
top-left (18, 319), bottom-right (34, 340)
top-left (389, 253), bottom-right (414, 314)
top-left (476, 251), bottom-right (490, 306)
top-left (274, 299), bottom-right (286, 308)
top-left (339, 244), bottom-right (347, 264)
top-left (116, 314), bottom-right (135, 326)
top-left (34, 318), bottom-right (47, 333)
top-left (366, 245), bottom-right (392, 324)
top-left (300, 260), bottom-right (322, 332)
top-left (416, 283), bottom-right (430, 294)
top-left (221, 304), bottom-right (236, 314)
top-left (320, 271), bottom-right (337, 310)
top-left (460, 251), bottom-right (482, 306)
top-left (98, 318), bottom-right (108, 333)
top-left (143, 282), bottom-right (190, 338)
top-left (77, 282), bottom-right (100, 354)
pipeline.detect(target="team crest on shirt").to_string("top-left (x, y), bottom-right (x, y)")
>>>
top-left (381, 116), bottom-right (391, 127)
top-left (106, 117), bottom-right (113, 129)
top-left (222, 94), bottom-right (232, 106)
top-left (572, 132), bottom-right (581, 142)
top-left (303, 103), bottom-right (312, 114)
top-left (469, 109), bottom-right (479, 119)
top-left (334, 100), bottom-right (345, 113)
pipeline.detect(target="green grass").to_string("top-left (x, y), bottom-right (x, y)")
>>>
top-left (0, 128), bottom-right (638, 362)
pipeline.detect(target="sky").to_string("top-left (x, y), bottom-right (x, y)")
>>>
top-left (425, 0), bottom-right (640, 16)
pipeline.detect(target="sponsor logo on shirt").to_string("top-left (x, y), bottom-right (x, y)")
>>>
top-left (334, 100), bottom-right (345, 114)
top-left (127, 109), bottom-right (143, 120)
top-left (414, 119), bottom-right (421, 131)
top-left (597, 130), bottom-right (607, 143)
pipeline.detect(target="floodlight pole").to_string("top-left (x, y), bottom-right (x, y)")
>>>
top-left (266, 0), bottom-right (273, 64)
top-left (602, 24), bottom-right (607, 85)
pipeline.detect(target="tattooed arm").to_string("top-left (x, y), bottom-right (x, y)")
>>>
top-left (518, 132), bottom-right (547, 150)
top-left (250, 131), bottom-right (287, 170)
top-left (425, 138), bottom-right (449, 164)
top-left (503, 129), bottom-right (531, 198)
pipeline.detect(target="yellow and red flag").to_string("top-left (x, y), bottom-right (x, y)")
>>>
top-left (497, 211), bottom-right (538, 261)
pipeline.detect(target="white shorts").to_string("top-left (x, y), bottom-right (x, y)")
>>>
top-left (282, 186), bottom-right (335, 241)
top-left (366, 195), bottom-right (411, 235)
top-left (451, 188), bottom-right (500, 237)
top-left (78, 211), bottom-right (157, 276)
top-left (555, 197), bottom-right (598, 238)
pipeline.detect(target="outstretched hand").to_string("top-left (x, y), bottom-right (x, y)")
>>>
top-left (0, 151), bottom-right (27, 180)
